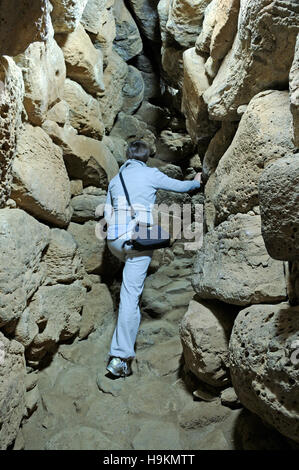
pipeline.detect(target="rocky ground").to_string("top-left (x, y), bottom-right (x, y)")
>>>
top-left (15, 301), bottom-right (294, 451)
top-left (0, 0), bottom-right (298, 451)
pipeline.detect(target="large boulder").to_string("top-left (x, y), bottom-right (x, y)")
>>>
top-left (67, 221), bottom-right (106, 274)
top-left (0, 57), bottom-right (24, 208)
top-left (142, 245), bottom-right (195, 322)
top-left (203, 0), bottom-right (299, 120)
top-left (43, 228), bottom-right (85, 285)
top-left (156, 130), bottom-right (194, 163)
top-left (0, 333), bottom-right (26, 450)
top-left (79, 283), bottom-right (114, 339)
top-left (182, 47), bottom-right (218, 143)
top-left (113, 0), bottom-right (143, 61)
top-left (196, 0), bottom-right (240, 62)
top-left (0, 0), bottom-right (51, 56)
top-left (202, 121), bottom-right (237, 179)
top-left (110, 112), bottom-right (156, 154)
top-left (166, 0), bottom-right (212, 48)
top-left (56, 23), bottom-right (105, 96)
top-left (42, 120), bottom-right (118, 188)
top-left (290, 34), bottom-right (299, 148)
top-left (127, 0), bottom-right (160, 43)
top-left (161, 46), bottom-right (184, 90)
top-left (210, 91), bottom-right (296, 225)
top-left (121, 66), bottom-right (144, 115)
top-left (11, 124), bottom-right (72, 227)
top-left (63, 78), bottom-right (105, 138)
top-left (102, 135), bottom-right (128, 167)
top-left (229, 302), bottom-right (299, 443)
top-left (81, 0), bottom-right (111, 35)
top-left (71, 193), bottom-right (106, 222)
top-left (193, 213), bottom-right (287, 306)
top-left (90, 5), bottom-right (116, 66)
top-left (97, 51), bottom-right (128, 131)
top-left (180, 299), bottom-right (235, 387)
top-left (26, 281), bottom-right (86, 364)
top-left (15, 37), bottom-right (66, 126)
top-left (51, 0), bottom-right (88, 33)
top-left (259, 155), bottom-right (299, 261)
top-left (0, 209), bottom-right (49, 327)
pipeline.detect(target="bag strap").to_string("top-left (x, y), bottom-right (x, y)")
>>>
top-left (119, 166), bottom-right (136, 219)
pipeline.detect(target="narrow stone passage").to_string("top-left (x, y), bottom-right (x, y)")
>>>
top-left (0, 0), bottom-right (298, 452)
top-left (18, 303), bottom-right (243, 450)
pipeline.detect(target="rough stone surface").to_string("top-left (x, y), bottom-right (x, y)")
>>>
top-left (180, 299), bottom-right (235, 387)
top-left (42, 121), bottom-right (118, 188)
top-left (0, 56), bottom-right (24, 208)
top-left (43, 228), bottom-right (84, 285)
top-left (211, 91), bottom-right (296, 225)
top-left (127, 0), bottom-right (160, 43)
top-left (1, 0), bottom-right (298, 451)
top-left (196, 0), bottom-right (240, 62)
top-left (166, 0), bottom-right (212, 48)
top-left (182, 48), bottom-right (218, 143)
top-left (111, 112), bottom-right (156, 154)
top-left (63, 78), bottom-right (105, 138)
top-left (290, 34), bottom-right (299, 148)
top-left (11, 124), bottom-right (72, 227)
top-left (51, 0), bottom-right (88, 33)
top-left (157, 130), bottom-right (194, 163)
top-left (79, 283), bottom-right (114, 339)
top-left (56, 23), bottom-right (105, 96)
top-left (220, 387), bottom-right (241, 409)
top-left (142, 245), bottom-right (195, 321)
top-left (136, 101), bottom-right (170, 133)
top-left (81, 0), bottom-right (108, 34)
top-left (202, 121), bottom-right (237, 179)
top-left (90, 6), bottom-right (116, 66)
top-left (203, 0), bottom-right (299, 120)
top-left (259, 155), bottom-right (299, 261)
top-left (97, 51), bottom-right (128, 131)
top-left (121, 66), bottom-right (144, 115)
top-left (27, 281), bottom-right (86, 363)
top-left (70, 180), bottom-right (83, 196)
top-left (102, 135), bottom-right (128, 167)
top-left (193, 213), bottom-right (287, 306)
top-left (0, 209), bottom-right (49, 327)
top-left (113, 0), bottom-right (143, 61)
top-left (67, 221), bottom-right (106, 274)
top-left (132, 420), bottom-right (182, 450)
top-left (0, 333), bottom-right (26, 450)
top-left (0, 0), bottom-right (51, 56)
top-left (15, 37), bottom-right (66, 126)
top-left (71, 193), bottom-right (106, 222)
top-left (46, 100), bottom-right (70, 126)
top-left (229, 302), bottom-right (299, 443)
top-left (161, 46), bottom-right (184, 89)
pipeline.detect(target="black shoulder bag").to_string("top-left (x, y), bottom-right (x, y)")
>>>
top-left (119, 169), bottom-right (171, 251)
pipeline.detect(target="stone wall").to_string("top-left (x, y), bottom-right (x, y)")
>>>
top-left (174, 0), bottom-right (299, 443)
top-left (0, 0), bottom-right (298, 449)
top-left (0, 0), bottom-right (137, 448)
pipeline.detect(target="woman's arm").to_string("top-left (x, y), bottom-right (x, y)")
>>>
top-left (152, 168), bottom-right (201, 193)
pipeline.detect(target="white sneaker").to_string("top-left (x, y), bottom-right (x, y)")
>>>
top-left (106, 357), bottom-right (132, 377)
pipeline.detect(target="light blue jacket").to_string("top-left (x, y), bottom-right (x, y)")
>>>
top-left (104, 159), bottom-right (201, 239)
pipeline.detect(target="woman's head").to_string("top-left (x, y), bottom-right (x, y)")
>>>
top-left (126, 140), bottom-right (150, 163)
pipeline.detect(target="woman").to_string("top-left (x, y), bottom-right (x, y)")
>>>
top-left (103, 140), bottom-right (201, 377)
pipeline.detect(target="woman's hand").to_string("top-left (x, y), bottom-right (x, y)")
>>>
top-left (194, 172), bottom-right (202, 183)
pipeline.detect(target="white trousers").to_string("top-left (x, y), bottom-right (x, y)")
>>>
top-left (107, 232), bottom-right (153, 359)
